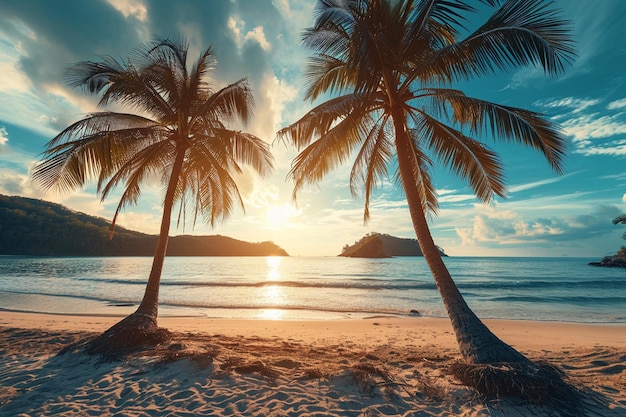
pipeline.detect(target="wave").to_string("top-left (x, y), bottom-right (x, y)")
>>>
top-left (489, 295), bottom-right (626, 304)
top-left (0, 289), bottom-right (416, 317)
top-left (74, 276), bottom-right (626, 292)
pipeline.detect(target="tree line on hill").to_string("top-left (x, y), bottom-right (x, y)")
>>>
top-left (0, 195), bottom-right (288, 257)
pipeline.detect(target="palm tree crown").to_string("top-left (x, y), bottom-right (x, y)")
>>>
top-left (280, 0), bottom-right (574, 222)
top-left (34, 38), bottom-right (273, 233)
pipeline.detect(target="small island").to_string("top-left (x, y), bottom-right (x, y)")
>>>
top-left (339, 232), bottom-right (446, 258)
top-left (589, 214), bottom-right (626, 268)
top-left (589, 247), bottom-right (626, 268)
top-left (0, 195), bottom-right (288, 257)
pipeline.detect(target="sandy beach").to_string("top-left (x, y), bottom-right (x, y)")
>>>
top-left (0, 311), bottom-right (624, 416)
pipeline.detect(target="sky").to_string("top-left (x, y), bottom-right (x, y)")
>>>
top-left (0, 0), bottom-right (625, 258)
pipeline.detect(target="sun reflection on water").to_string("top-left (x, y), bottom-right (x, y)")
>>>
top-left (257, 256), bottom-right (285, 319)
top-left (266, 256), bottom-right (281, 280)
top-left (259, 308), bottom-right (284, 320)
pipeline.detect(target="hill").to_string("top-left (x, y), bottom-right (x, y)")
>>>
top-left (0, 194), bottom-right (288, 256)
top-left (339, 232), bottom-right (446, 258)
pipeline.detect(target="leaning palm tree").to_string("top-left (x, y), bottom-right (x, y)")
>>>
top-left (33, 37), bottom-right (273, 351)
top-left (278, 0), bottom-right (574, 368)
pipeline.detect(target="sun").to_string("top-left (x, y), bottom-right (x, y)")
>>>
top-left (266, 203), bottom-right (299, 230)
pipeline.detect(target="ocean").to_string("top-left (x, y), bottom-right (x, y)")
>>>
top-left (0, 255), bottom-right (624, 323)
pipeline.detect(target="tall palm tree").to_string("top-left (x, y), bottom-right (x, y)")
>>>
top-left (278, 0), bottom-right (575, 364)
top-left (33, 38), bottom-right (273, 350)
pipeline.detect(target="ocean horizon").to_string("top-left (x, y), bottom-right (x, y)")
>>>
top-left (0, 255), bottom-right (624, 323)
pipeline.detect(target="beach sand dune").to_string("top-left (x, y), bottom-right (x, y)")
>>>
top-left (0, 312), bottom-right (624, 416)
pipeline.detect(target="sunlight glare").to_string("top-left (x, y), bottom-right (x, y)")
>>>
top-left (259, 308), bottom-right (284, 320)
top-left (257, 285), bottom-right (285, 320)
top-left (266, 203), bottom-right (298, 230)
top-left (266, 256), bottom-right (282, 281)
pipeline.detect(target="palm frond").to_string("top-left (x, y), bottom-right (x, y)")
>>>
top-left (277, 93), bottom-right (378, 150)
top-left (32, 115), bottom-right (166, 194)
top-left (424, 89), bottom-right (566, 173)
top-left (188, 46), bottom-right (217, 99)
top-left (182, 142), bottom-right (245, 226)
top-left (191, 79), bottom-right (254, 129)
top-left (288, 106), bottom-right (374, 199)
top-left (65, 56), bottom-right (126, 94)
top-left (349, 115), bottom-right (394, 223)
top-left (412, 111), bottom-right (506, 203)
top-left (303, 54), bottom-right (354, 101)
top-left (613, 215), bottom-right (626, 225)
top-left (418, 0), bottom-right (576, 82)
top-left (229, 132), bottom-right (274, 177)
top-left (394, 131), bottom-right (438, 216)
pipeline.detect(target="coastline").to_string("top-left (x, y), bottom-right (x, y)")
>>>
top-left (1, 311), bottom-right (625, 416)
top-left (2, 310), bottom-right (626, 350)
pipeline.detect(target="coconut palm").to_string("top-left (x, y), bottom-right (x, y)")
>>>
top-left (613, 214), bottom-right (626, 239)
top-left (278, 0), bottom-right (575, 365)
top-left (33, 38), bottom-right (273, 350)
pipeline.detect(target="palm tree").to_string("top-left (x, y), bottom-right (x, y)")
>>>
top-left (613, 214), bottom-right (626, 240)
top-left (33, 38), bottom-right (273, 351)
top-left (278, 0), bottom-right (575, 365)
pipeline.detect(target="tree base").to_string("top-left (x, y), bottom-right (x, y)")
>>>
top-left (450, 361), bottom-right (584, 413)
top-left (77, 312), bottom-right (171, 358)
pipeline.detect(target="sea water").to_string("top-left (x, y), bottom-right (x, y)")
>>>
top-left (0, 255), bottom-right (624, 323)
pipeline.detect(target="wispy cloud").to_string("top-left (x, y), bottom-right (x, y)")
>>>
top-left (508, 175), bottom-right (571, 193)
top-left (534, 97), bottom-right (600, 113)
top-left (608, 98), bottom-right (626, 110)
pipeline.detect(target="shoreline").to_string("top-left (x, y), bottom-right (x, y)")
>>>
top-left (2, 310), bottom-right (625, 351)
top-left (1, 311), bottom-right (625, 416)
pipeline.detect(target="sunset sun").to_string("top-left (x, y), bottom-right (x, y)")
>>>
top-left (265, 203), bottom-right (299, 230)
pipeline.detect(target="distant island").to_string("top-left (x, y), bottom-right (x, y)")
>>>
top-left (589, 247), bottom-right (626, 268)
top-left (589, 214), bottom-right (626, 268)
top-left (0, 194), bottom-right (288, 257)
top-left (339, 232), bottom-right (446, 258)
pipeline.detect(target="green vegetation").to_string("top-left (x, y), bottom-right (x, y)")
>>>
top-left (340, 233), bottom-right (446, 258)
top-left (0, 194), bottom-right (287, 256)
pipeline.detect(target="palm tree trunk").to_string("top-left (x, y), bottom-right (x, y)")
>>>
top-left (392, 110), bottom-right (528, 364)
top-left (83, 148), bottom-right (186, 354)
top-left (135, 148), bottom-right (187, 319)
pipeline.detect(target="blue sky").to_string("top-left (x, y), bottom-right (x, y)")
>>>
top-left (0, 0), bottom-right (625, 257)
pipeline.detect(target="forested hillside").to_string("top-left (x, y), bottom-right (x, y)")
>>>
top-left (0, 195), bottom-right (288, 256)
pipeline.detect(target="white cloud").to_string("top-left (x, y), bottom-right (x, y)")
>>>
top-left (608, 98), bottom-right (626, 110)
top-left (574, 139), bottom-right (626, 156)
top-left (0, 127), bottom-right (8, 145)
top-left (534, 97), bottom-right (600, 113)
top-left (454, 204), bottom-right (621, 251)
top-left (622, 194), bottom-right (626, 203)
top-left (228, 17), bottom-right (272, 51)
top-left (562, 113), bottom-right (626, 142)
top-left (438, 194), bottom-right (476, 203)
top-left (246, 26), bottom-right (271, 51)
top-left (262, 73), bottom-right (298, 136)
top-left (105, 0), bottom-right (147, 22)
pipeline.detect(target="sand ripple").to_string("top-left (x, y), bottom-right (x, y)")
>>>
top-left (0, 327), bottom-right (624, 416)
